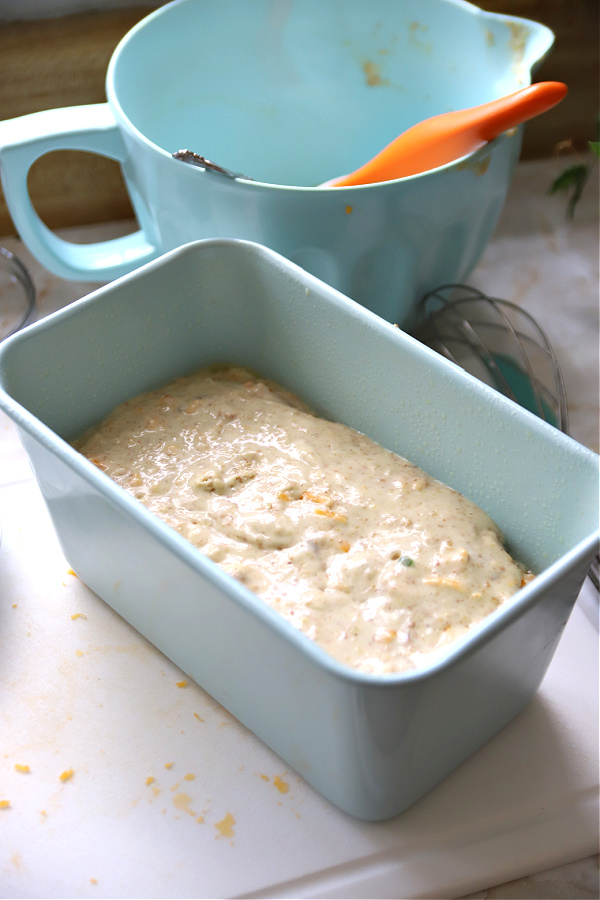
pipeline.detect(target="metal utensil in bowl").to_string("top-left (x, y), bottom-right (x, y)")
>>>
top-left (171, 150), bottom-right (253, 181)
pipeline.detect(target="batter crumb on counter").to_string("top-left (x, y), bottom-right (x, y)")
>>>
top-left (74, 365), bottom-right (534, 674)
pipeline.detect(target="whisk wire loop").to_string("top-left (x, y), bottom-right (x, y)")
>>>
top-left (417, 284), bottom-right (569, 433)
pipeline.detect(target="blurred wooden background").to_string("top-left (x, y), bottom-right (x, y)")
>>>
top-left (0, 0), bottom-right (597, 236)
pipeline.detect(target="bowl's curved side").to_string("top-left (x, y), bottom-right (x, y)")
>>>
top-left (475, 4), bottom-right (555, 87)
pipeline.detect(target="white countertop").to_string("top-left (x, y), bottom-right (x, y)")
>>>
top-left (0, 156), bottom-right (598, 898)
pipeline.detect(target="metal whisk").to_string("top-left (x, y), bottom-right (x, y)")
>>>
top-left (416, 284), bottom-right (569, 431)
top-left (0, 246), bottom-right (36, 341)
top-left (414, 283), bottom-right (598, 591)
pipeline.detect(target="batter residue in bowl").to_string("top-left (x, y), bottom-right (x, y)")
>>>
top-left (75, 366), bottom-right (533, 674)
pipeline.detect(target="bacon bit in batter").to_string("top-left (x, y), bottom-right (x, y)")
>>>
top-left (302, 490), bottom-right (330, 505)
top-left (315, 508), bottom-right (347, 521)
top-left (90, 458), bottom-right (106, 470)
top-left (422, 577), bottom-right (463, 590)
top-left (14, 764), bottom-right (30, 774)
top-left (184, 399), bottom-right (202, 415)
top-left (374, 628), bottom-right (397, 643)
top-left (59, 769), bottom-right (74, 782)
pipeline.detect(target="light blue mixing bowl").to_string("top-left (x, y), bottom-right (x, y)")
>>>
top-left (0, 0), bottom-right (555, 325)
top-left (0, 240), bottom-right (597, 820)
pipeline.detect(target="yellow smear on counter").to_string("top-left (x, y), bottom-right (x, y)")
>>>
top-left (59, 769), bottom-right (74, 782)
top-left (184, 773), bottom-right (195, 782)
top-left (145, 776), bottom-right (155, 786)
top-left (0, 800), bottom-right (10, 809)
top-left (176, 680), bottom-right (188, 688)
top-left (71, 613), bottom-right (87, 620)
top-left (215, 812), bottom-right (235, 838)
top-left (173, 792), bottom-right (196, 816)
top-left (14, 764), bottom-right (30, 774)
top-left (273, 775), bottom-right (289, 794)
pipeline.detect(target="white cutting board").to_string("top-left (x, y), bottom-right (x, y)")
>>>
top-left (0, 470), bottom-right (598, 899)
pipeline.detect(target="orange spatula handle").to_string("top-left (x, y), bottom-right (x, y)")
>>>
top-left (330, 81), bottom-right (567, 186)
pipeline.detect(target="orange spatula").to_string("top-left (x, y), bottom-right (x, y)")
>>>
top-left (327, 81), bottom-right (567, 187)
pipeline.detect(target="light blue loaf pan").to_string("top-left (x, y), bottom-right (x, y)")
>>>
top-left (0, 239), bottom-right (597, 820)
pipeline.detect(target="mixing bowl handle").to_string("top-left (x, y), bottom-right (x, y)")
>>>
top-left (0, 104), bottom-right (158, 281)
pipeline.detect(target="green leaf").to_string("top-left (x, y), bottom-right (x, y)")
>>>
top-left (549, 163), bottom-right (591, 218)
top-left (549, 164), bottom-right (588, 195)
top-left (590, 140), bottom-right (600, 158)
